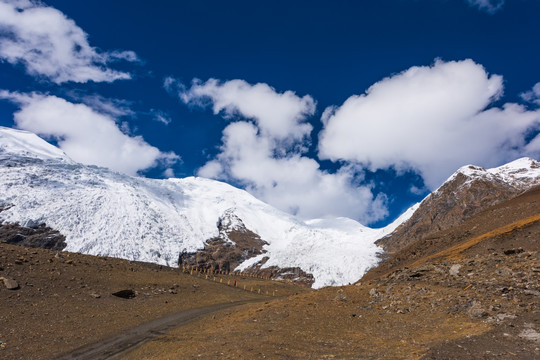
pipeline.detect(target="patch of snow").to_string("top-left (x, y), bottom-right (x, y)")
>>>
top-left (488, 157), bottom-right (540, 185)
top-left (436, 157), bottom-right (540, 194)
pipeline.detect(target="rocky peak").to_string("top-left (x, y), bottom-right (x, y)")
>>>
top-left (378, 158), bottom-right (540, 254)
top-left (217, 209), bottom-right (247, 237)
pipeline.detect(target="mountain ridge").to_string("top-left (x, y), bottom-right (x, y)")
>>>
top-left (377, 157), bottom-right (540, 254)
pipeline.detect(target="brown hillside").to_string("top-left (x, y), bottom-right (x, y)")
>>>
top-left (377, 172), bottom-right (531, 254)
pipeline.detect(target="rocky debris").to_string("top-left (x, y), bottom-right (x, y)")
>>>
top-left (244, 263), bottom-right (315, 287)
top-left (1, 277), bottom-right (19, 290)
top-left (362, 224), bottom-right (540, 324)
top-left (112, 289), bottom-right (136, 299)
top-left (89, 292), bottom-right (101, 299)
top-left (504, 248), bottom-right (524, 255)
top-left (0, 221), bottom-right (66, 251)
top-left (333, 289), bottom-right (348, 301)
top-left (467, 301), bottom-right (488, 319)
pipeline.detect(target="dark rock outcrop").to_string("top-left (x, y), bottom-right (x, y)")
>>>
top-left (178, 210), bottom-right (315, 286)
top-left (0, 222), bottom-right (66, 251)
top-left (178, 211), bottom-right (268, 272)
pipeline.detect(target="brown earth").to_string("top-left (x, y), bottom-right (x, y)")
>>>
top-left (0, 243), bottom-right (305, 360)
top-left (366, 185), bottom-right (540, 281)
top-left (123, 187), bottom-right (540, 359)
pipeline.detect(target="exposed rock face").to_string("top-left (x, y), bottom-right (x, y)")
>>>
top-left (0, 207), bottom-right (66, 251)
top-left (178, 210), bottom-right (315, 286)
top-left (378, 159), bottom-right (540, 254)
top-left (240, 262), bottom-right (315, 287)
top-left (178, 211), bottom-right (268, 272)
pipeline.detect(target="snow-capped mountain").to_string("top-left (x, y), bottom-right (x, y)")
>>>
top-left (378, 157), bottom-right (540, 253)
top-left (0, 127), bottom-right (410, 288)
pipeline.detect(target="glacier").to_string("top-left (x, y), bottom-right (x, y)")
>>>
top-left (0, 127), bottom-right (415, 288)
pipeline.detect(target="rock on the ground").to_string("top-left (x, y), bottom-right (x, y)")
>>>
top-left (449, 264), bottom-right (461, 276)
top-left (112, 289), bottom-right (136, 299)
top-left (2, 277), bottom-right (19, 290)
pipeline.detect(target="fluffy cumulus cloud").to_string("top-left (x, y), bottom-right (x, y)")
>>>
top-left (465, 0), bottom-right (505, 14)
top-left (0, 0), bottom-right (138, 83)
top-left (318, 59), bottom-right (540, 189)
top-left (0, 91), bottom-right (179, 175)
top-left (178, 78), bottom-right (316, 141)
top-left (173, 78), bottom-right (387, 223)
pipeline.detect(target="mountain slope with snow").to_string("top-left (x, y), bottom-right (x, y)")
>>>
top-left (377, 157), bottom-right (540, 254)
top-left (0, 127), bottom-right (411, 288)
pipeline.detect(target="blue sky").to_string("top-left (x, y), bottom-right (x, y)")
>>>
top-left (0, 0), bottom-right (539, 227)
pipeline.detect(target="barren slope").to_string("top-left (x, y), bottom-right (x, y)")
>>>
top-left (0, 243), bottom-right (304, 360)
top-left (378, 159), bottom-right (540, 254)
top-left (124, 187), bottom-right (540, 359)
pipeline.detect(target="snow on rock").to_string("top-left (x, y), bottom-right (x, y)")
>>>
top-left (487, 157), bottom-right (540, 185)
top-left (440, 157), bottom-right (540, 192)
top-left (0, 127), bottom-right (409, 288)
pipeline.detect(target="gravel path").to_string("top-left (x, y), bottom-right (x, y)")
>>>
top-left (57, 300), bottom-right (262, 360)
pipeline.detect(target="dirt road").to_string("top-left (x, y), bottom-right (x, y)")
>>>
top-left (56, 300), bottom-right (262, 360)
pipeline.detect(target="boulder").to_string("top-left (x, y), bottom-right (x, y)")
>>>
top-left (112, 289), bottom-right (136, 299)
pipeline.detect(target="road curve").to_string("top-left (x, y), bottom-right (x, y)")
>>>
top-left (56, 300), bottom-right (261, 360)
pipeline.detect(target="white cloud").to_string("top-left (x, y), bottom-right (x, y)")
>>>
top-left (0, 0), bottom-right (139, 83)
top-left (180, 78), bottom-right (316, 141)
top-left (318, 59), bottom-right (540, 189)
top-left (465, 0), bottom-right (505, 14)
top-left (76, 94), bottom-right (135, 118)
top-left (0, 91), bottom-right (179, 175)
top-left (163, 168), bottom-right (175, 178)
top-left (521, 82), bottom-right (540, 106)
top-left (150, 109), bottom-right (172, 125)
top-left (174, 78), bottom-right (387, 224)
